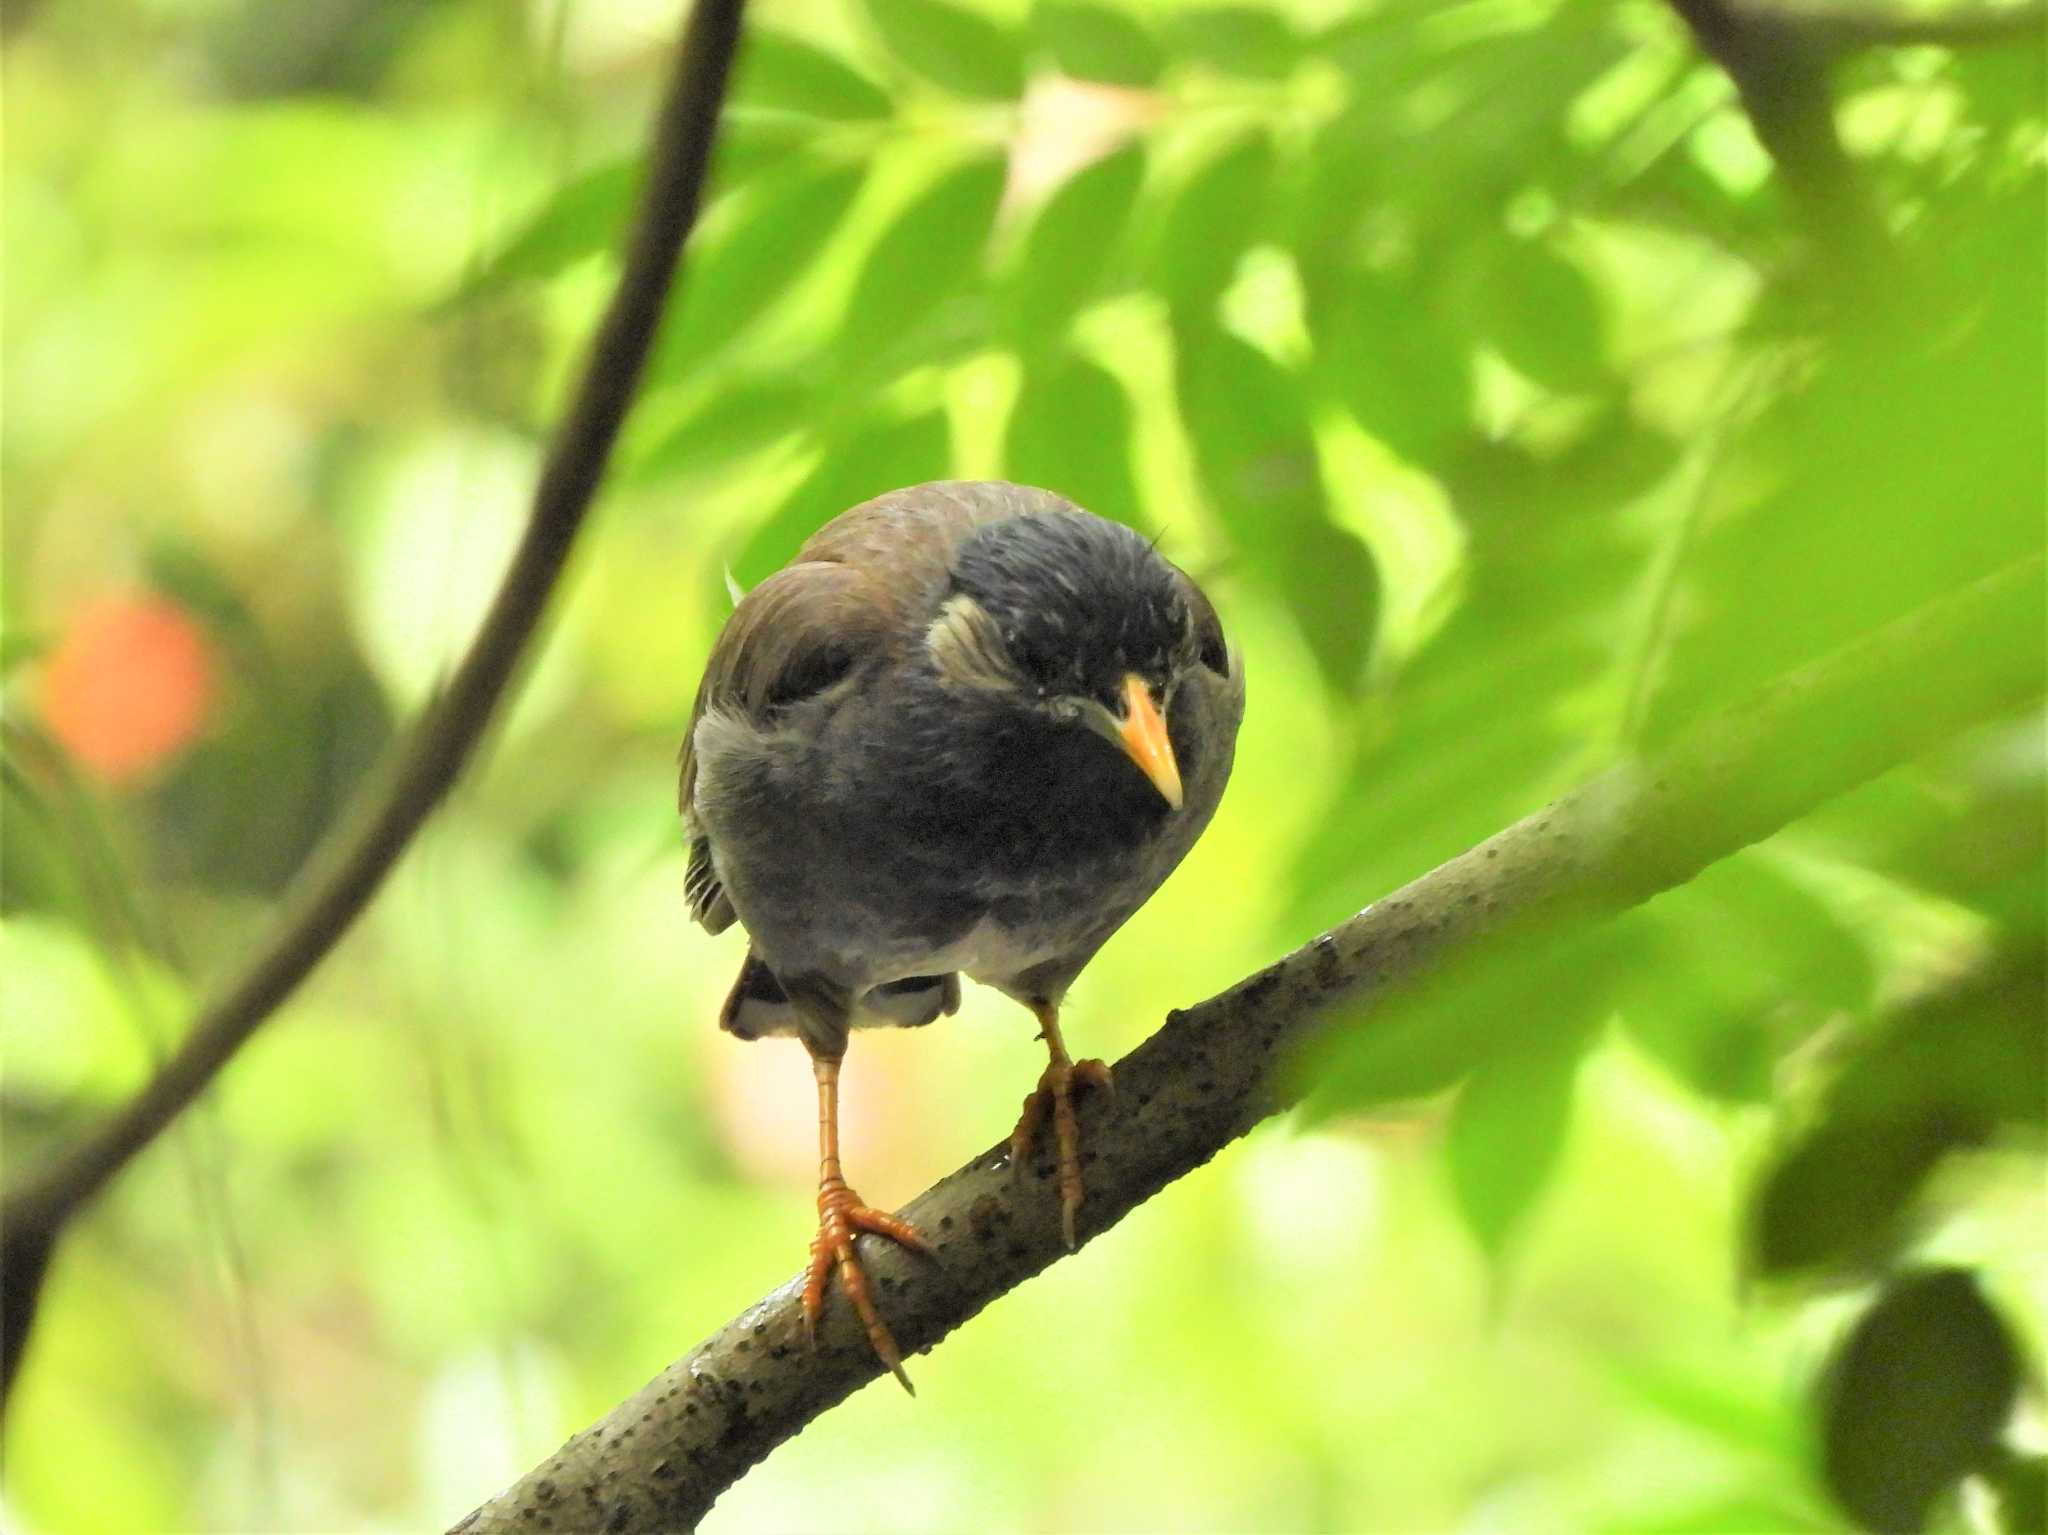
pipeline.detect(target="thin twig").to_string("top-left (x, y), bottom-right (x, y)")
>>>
top-left (456, 554), bottom-right (2044, 1534)
top-left (0, 0), bottom-right (750, 1409)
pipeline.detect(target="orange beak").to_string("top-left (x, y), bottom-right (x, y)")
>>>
top-left (1117, 673), bottom-right (1184, 810)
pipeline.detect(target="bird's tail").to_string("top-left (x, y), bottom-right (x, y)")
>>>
top-left (718, 950), bottom-right (959, 1041)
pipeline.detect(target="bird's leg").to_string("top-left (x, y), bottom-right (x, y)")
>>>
top-left (1008, 1000), bottom-right (1114, 1249)
top-left (801, 1048), bottom-right (932, 1394)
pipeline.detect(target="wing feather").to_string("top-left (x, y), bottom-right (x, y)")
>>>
top-left (677, 480), bottom-right (1080, 932)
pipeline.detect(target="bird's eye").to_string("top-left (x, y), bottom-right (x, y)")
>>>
top-left (1195, 613), bottom-right (1228, 676)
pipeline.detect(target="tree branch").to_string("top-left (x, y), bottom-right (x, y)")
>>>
top-left (457, 554), bottom-right (2044, 1534)
top-left (1667, 0), bottom-right (1883, 254)
top-left (0, 0), bottom-right (749, 1410)
top-left (1739, 0), bottom-right (2045, 51)
top-left (1670, 0), bottom-right (2044, 253)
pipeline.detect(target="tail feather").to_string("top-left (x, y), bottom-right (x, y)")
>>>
top-left (718, 952), bottom-right (960, 1041)
top-left (719, 950), bottom-right (792, 1040)
top-left (865, 972), bottom-right (962, 1028)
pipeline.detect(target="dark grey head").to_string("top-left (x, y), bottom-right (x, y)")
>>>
top-left (946, 513), bottom-right (1220, 709)
top-left (912, 509), bottom-right (1230, 824)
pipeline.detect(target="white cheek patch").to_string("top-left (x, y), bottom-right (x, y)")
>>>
top-left (925, 594), bottom-right (1019, 691)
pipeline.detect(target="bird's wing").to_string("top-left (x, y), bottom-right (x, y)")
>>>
top-left (679, 480), bottom-right (1074, 932)
top-left (678, 557), bottom-right (894, 932)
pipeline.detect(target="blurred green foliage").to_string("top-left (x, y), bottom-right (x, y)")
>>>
top-left (2, 0), bottom-right (2042, 1529)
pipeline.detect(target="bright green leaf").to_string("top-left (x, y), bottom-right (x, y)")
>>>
top-left (861, 0), bottom-right (1026, 101)
top-left (1300, 928), bottom-right (1622, 1120)
top-left (1031, 1), bottom-right (1164, 86)
top-left (1176, 319), bottom-right (1377, 696)
top-left (1, 629), bottom-right (50, 677)
top-left (1467, 241), bottom-right (1607, 393)
top-left (627, 378), bottom-right (814, 484)
top-left (732, 30), bottom-right (893, 119)
top-left (1313, 274), bottom-right (1474, 465)
top-left (457, 157), bottom-right (639, 298)
top-left (1167, 6), bottom-right (1299, 79)
top-left (1446, 1028), bottom-right (1584, 1262)
top-left (830, 154), bottom-right (1005, 372)
top-left (1004, 350), bottom-right (1145, 531)
top-left (1004, 144), bottom-right (1144, 348)
top-left (648, 160), bottom-right (865, 382)
top-left (1617, 852), bottom-right (1873, 1104)
top-left (1151, 131), bottom-right (1274, 314)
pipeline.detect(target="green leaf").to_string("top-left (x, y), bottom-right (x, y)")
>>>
top-left (1176, 319), bottom-right (1377, 696)
top-left (1804, 720), bottom-right (2048, 939)
top-left (1280, 421), bottom-right (1668, 939)
top-left (1465, 241), bottom-right (1608, 393)
top-left (1445, 1028), bottom-right (1584, 1261)
top-left (647, 160), bottom-right (865, 382)
top-left (1751, 951), bottom-right (2047, 1277)
top-left (830, 154), bottom-right (1005, 372)
top-left (1597, 1496), bottom-right (1835, 1535)
top-left (1, 629), bottom-right (50, 678)
top-left (1642, 185), bottom-right (2046, 747)
top-left (1166, 6), bottom-right (1300, 79)
top-left (1312, 272), bottom-right (1474, 464)
top-left (1617, 852), bottom-right (1873, 1105)
top-left (732, 30), bottom-right (892, 119)
top-left (730, 408), bottom-right (952, 587)
top-left (1300, 927), bottom-right (1622, 1120)
top-left (1151, 130), bottom-right (1274, 313)
top-left (1031, 1), bottom-right (1164, 86)
top-left (861, 0), bottom-right (1026, 101)
top-left (1003, 144), bottom-right (1144, 348)
top-left (627, 378), bottom-right (813, 484)
top-left (1826, 946), bottom-right (2044, 1134)
top-left (1753, 1117), bottom-right (1971, 1280)
top-left (1822, 1269), bottom-right (2020, 1535)
top-left (1992, 1453), bottom-right (2047, 1535)
top-left (1004, 351), bottom-right (1145, 532)
top-left (711, 114), bottom-right (831, 185)
top-left (1605, 1353), bottom-right (1804, 1461)
top-left (459, 157), bottom-right (639, 297)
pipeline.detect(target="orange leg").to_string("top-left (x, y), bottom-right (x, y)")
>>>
top-left (801, 1050), bottom-right (932, 1394)
top-left (1008, 1001), bottom-right (1113, 1249)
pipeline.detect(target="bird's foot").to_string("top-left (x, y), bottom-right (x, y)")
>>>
top-left (1009, 1057), bottom-right (1114, 1249)
top-left (802, 1180), bottom-right (932, 1393)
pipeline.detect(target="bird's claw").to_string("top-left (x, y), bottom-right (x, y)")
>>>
top-left (801, 1182), bottom-right (932, 1394)
top-left (1009, 1057), bottom-right (1114, 1249)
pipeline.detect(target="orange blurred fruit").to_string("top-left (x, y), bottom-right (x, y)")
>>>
top-left (42, 593), bottom-right (217, 786)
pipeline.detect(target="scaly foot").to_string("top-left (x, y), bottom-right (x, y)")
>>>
top-left (1009, 1056), bottom-right (1114, 1249)
top-left (802, 1180), bottom-right (932, 1393)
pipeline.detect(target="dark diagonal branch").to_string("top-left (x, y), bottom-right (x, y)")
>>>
top-left (0, 0), bottom-right (749, 1411)
top-left (1672, 0), bottom-right (2044, 250)
top-left (1667, 0), bottom-right (1882, 252)
top-left (457, 554), bottom-right (2045, 1534)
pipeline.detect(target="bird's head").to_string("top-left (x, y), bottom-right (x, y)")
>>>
top-left (923, 510), bottom-right (1232, 811)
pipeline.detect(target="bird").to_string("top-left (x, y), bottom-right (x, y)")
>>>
top-left (678, 480), bottom-right (1244, 1389)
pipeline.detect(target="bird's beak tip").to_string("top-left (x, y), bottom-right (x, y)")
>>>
top-left (1117, 673), bottom-right (1184, 810)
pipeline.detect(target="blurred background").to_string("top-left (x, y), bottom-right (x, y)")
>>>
top-left (3, 0), bottom-right (2043, 1528)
